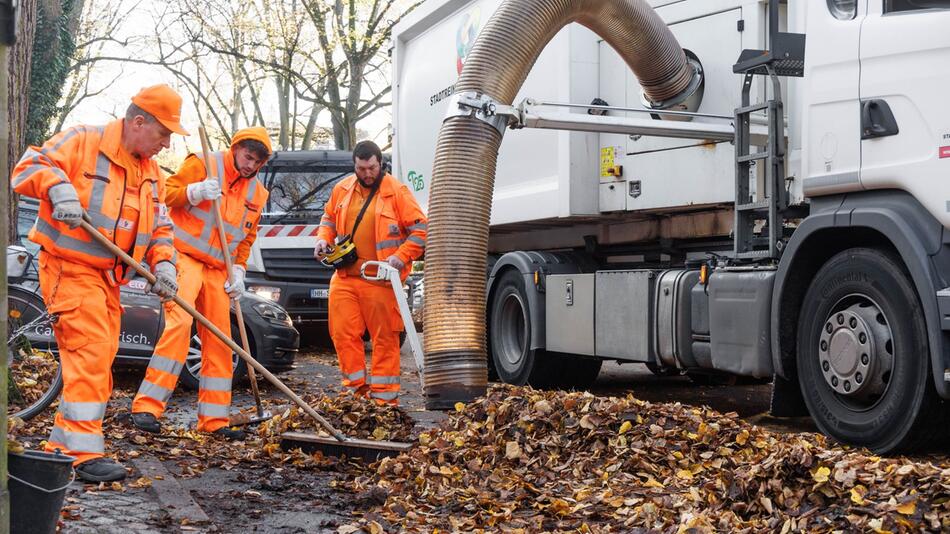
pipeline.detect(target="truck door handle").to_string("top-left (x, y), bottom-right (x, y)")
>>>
top-left (861, 99), bottom-right (899, 140)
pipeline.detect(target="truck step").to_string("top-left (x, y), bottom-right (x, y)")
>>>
top-left (735, 249), bottom-right (773, 259)
top-left (736, 200), bottom-right (771, 211)
top-left (737, 152), bottom-right (769, 163)
top-left (735, 102), bottom-right (769, 115)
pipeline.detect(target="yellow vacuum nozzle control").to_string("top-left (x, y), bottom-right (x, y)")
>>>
top-left (319, 235), bottom-right (358, 269)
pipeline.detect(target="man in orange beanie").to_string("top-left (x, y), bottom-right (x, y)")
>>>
top-left (11, 84), bottom-right (187, 482)
top-left (130, 127), bottom-right (271, 441)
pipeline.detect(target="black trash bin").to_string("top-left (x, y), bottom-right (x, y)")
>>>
top-left (9, 449), bottom-right (75, 534)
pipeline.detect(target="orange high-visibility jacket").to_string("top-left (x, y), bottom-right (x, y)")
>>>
top-left (165, 148), bottom-right (269, 269)
top-left (11, 120), bottom-right (176, 282)
top-left (317, 174), bottom-right (427, 280)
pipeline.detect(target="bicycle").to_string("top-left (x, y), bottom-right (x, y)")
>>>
top-left (7, 285), bottom-right (63, 421)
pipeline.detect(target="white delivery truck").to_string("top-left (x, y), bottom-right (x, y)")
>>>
top-left (392, 0), bottom-right (950, 452)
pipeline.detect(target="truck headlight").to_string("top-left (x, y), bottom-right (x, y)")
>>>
top-left (248, 285), bottom-right (281, 302)
top-left (253, 302), bottom-right (292, 326)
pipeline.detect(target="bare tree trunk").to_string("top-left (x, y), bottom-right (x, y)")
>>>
top-left (301, 104), bottom-right (322, 150)
top-left (276, 76), bottom-right (290, 149)
top-left (7, 0), bottom-right (39, 241)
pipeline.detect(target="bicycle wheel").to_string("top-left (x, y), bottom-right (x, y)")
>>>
top-left (7, 287), bottom-right (63, 420)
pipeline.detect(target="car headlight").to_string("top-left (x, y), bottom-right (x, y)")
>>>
top-left (253, 302), bottom-right (292, 326)
top-left (248, 285), bottom-right (281, 302)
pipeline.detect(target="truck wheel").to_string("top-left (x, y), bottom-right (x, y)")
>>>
top-left (796, 248), bottom-right (946, 453)
top-left (489, 270), bottom-right (552, 386)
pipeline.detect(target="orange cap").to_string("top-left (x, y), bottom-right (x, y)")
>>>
top-left (130, 84), bottom-right (189, 136)
top-left (230, 126), bottom-right (272, 155)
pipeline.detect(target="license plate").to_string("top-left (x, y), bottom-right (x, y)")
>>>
top-left (310, 288), bottom-right (329, 299)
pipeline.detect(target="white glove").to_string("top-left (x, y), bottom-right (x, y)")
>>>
top-left (224, 265), bottom-right (245, 300)
top-left (49, 183), bottom-right (83, 229)
top-left (148, 261), bottom-right (178, 301)
top-left (314, 239), bottom-right (330, 258)
top-left (387, 255), bottom-right (405, 271)
top-left (186, 178), bottom-right (222, 205)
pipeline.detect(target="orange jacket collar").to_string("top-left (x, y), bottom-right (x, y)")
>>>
top-left (99, 119), bottom-right (129, 166)
top-left (339, 173), bottom-right (396, 197)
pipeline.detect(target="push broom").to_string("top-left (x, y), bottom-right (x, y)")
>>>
top-left (79, 215), bottom-right (412, 461)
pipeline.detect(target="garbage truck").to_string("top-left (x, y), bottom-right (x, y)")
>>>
top-left (391, 0), bottom-right (950, 452)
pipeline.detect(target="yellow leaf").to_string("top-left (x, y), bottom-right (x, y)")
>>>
top-left (644, 478), bottom-right (664, 488)
top-left (454, 402), bottom-right (466, 412)
top-left (618, 421), bottom-right (632, 434)
top-left (735, 429), bottom-right (750, 446)
top-left (812, 466), bottom-right (831, 483)
top-left (636, 414), bottom-right (644, 424)
top-left (454, 437), bottom-right (465, 447)
top-left (676, 469), bottom-right (693, 480)
top-left (505, 441), bottom-right (522, 460)
top-left (850, 485), bottom-right (867, 505)
top-left (419, 433), bottom-right (431, 446)
top-left (896, 500), bottom-right (916, 515)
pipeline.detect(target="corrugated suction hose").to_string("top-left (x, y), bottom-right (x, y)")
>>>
top-left (423, 0), bottom-right (694, 409)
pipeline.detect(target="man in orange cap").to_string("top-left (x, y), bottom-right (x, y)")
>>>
top-left (315, 140), bottom-right (427, 406)
top-left (11, 84), bottom-right (187, 482)
top-left (130, 127), bottom-right (271, 440)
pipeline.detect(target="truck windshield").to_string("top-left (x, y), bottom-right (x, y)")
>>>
top-left (258, 150), bottom-right (356, 225)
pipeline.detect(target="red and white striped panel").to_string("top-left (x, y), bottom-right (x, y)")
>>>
top-left (260, 225), bottom-right (322, 238)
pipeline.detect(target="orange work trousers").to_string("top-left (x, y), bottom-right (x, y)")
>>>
top-left (132, 253), bottom-right (233, 432)
top-left (328, 273), bottom-right (403, 404)
top-left (39, 251), bottom-right (121, 466)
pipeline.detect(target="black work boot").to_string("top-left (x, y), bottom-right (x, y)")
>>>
top-left (75, 458), bottom-right (127, 483)
top-left (130, 412), bottom-right (161, 434)
top-left (212, 427), bottom-right (247, 441)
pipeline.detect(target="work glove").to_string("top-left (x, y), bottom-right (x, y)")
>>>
top-left (48, 183), bottom-right (83, 229)
top-left (314, 239), bottom-right (330, 258)
top-left (224, 265), bottom-right (245, 300)
top-left (387, 255), bottom-right (406, 271)
top-left (148, 261), bottom-right (178, 302)
top-left (186, 178), bottom-right (222, 206)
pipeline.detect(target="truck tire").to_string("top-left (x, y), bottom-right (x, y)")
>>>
top-left (489, 270), bottom-right (549, 386)
top-left (796, 248), bottom-right (948, 453)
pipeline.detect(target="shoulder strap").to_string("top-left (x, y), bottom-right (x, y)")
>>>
top-left (350, 179), bottom-right (380, 235)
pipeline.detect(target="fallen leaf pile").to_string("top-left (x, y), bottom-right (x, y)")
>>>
top-left (7, 347), bottom-right (59, 414)
top-left (342, 384), bottom-right (950, 533)
top-left (257, 392), bottom-right (417, 443)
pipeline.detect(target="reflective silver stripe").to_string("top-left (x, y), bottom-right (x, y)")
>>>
top-left (59, 400), bottom-right (107, 422)
top-left (343, 369), bottom-right (366, 382)
top-left (376, 239), bottom-right (403, 250)
top-left (197, 403), bottom-right (230, 418)
top-left (407, 235), bottom-right (426, 247)
top-left (174, 227), bottom-right (224, 261)
top-left (407, 223), bottom-right (427, 232)
top-left (137, 380), bottom-right (174, 403)
top-left (49, 426), bottom-right (105, 454)
top-left (199, 376), bottom-right (232, 391)
top-left (319, 220), bottom-right (335, 229)
top-left (245, 177), bottom-right (258, 202)
top-left (147, 354), bottom-right (184, 376)
top-left (13, 161), bottom-right (68, 187)
top-left (16, 147), bottom-right (42, 164)
top-left (367, 375), bottom-right (400, 385)
top-left (86, 153), bottom-right (112, 216)
top-left (35, 218), bottom-right (113, 259)
top-left (369, 391), bottom-right (399, 401)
